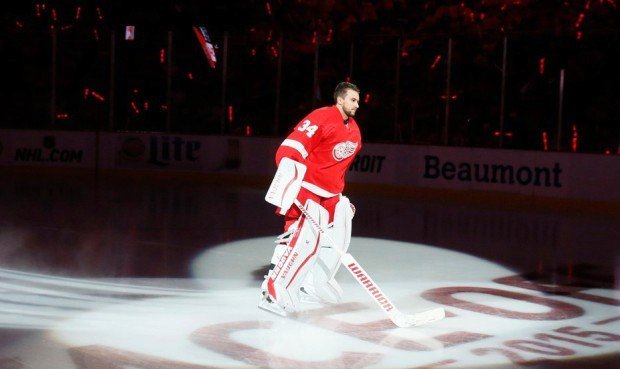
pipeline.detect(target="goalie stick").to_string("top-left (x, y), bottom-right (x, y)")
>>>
top-left (294, 199), bottom-right (445, 328)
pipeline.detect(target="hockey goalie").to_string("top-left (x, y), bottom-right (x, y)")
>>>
top-left (259, 82), bottom-right (362, 316)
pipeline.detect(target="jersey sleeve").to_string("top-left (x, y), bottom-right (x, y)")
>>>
top-left (275, 145), bottom-right (303, 165)
top-left (275, 111), bottom-right (327, 165)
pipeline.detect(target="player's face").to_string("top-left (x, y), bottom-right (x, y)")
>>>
top-left (341, 90), bottom-right (360, 117)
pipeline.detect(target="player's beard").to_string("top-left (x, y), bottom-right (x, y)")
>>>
top-left (343, 106), bottom-right (357, 117)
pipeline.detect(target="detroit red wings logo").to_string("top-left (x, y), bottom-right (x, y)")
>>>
top-left (332, 141), bottom-right (358, 161)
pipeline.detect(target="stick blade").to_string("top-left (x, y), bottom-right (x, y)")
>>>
top-left (390, 307), bottom-right (445, 328)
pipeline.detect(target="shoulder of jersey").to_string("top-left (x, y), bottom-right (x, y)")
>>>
top-left (311, 106), bottom-right (334, 117)
top-left (310, 106), bottom-right (340, 124)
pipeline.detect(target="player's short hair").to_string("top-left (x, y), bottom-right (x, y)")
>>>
top-left (333, 82), bottom-right (360, 103)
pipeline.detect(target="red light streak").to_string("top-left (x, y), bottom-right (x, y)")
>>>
top-left (542, 131), bottom-right (549, 152)
top-left (51, 8), bottom-right (57, 22)
top-left (440, 94), bottom-right (458, 100)
top-left (312, 31), bottom-right (317, 44)
top-left (93, 29), bottom-right (99, 41)
top-left (83, 88), bottom-right (90, 99)
top-left (270, 45), bottom-right (278, 58)
top-left (96, 7), bottom-right (103, 21)
top-left (539, 57), bottom-right (545, 75)
top-left (187, 72), bottom-right (194, 80)
top-left (266, 2), bottom-right (272, 15)
top-left (16, 21), bottom-right (23, 28)
top-left (430, 55), bottom-right (442, 69)
top-left (130, 102), bottom-right (140, 114)
top-left (493, 131), bottom-right (512, 137)
top-left (75, 6), bottom-right (81, 20)
top-left (55, 113), bottom-right (69, 119)
top-left (571, 124), bottom-right (579, 152)
top-left (143, 101), bottom-right (149, 111)
top-left (160, 49), bottom-right (165, 64)
top-left (575, 13), bottom-right (585, 28)
top-left (245, 125), bottom-right (252, 136)
top-left (364, 93), bottom-right (371, 104)
top-left (90, 90), bottom-right (105, 102)
top-left (228, 105), bottom-right (234, 122)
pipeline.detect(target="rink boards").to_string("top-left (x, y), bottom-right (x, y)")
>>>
top-left (0, 129), bottom-right (618, 203)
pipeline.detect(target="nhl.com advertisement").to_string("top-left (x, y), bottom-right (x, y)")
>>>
top-left (1, 132), bottom-right (89, 167)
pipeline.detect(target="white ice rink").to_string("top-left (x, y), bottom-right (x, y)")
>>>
top-left (0, 172), bottom-right (618, 368)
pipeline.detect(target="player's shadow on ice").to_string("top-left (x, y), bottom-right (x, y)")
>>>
top-left (251, 264), bottom-right (271, 285)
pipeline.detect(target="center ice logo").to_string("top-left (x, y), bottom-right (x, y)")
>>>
top-left (44, 238), bottom-right (619, 369)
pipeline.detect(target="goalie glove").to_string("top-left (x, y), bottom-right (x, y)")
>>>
top-left (265, 157), bottom-right (307, 215)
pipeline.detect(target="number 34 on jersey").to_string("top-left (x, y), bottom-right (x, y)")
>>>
top-left (298, 120), bottom-right (318, 138)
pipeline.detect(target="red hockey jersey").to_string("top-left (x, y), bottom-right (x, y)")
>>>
top-left (275, 105), bottom-right (362, 197)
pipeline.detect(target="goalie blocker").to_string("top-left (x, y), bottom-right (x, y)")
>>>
top-left (265, 157), bottom-right (307, 215)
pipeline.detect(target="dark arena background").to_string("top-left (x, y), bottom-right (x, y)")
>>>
top-left (0, 1), bottom-right (619, 369)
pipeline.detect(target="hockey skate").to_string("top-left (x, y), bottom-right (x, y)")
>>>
top-left (258, 289), bottom-right (287, 317)
top-left (258, 267), bottom-right (286, 317)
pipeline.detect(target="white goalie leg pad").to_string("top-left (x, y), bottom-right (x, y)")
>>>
top-left (265, 157), bottom-right (307, 215)
top-left (261, 222), bottom-right (299, 292)
top-left (302, 196), bottom-right (353, 304)
top-left (261, 243), bottom-right (286, 292)
top-left (267, 199), bottom-right (328, 312)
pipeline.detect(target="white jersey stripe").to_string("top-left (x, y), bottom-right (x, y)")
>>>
top-left (281, 139), bottom-right (308, 159)
top-left (302, 181), bottom-right (338, 198)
